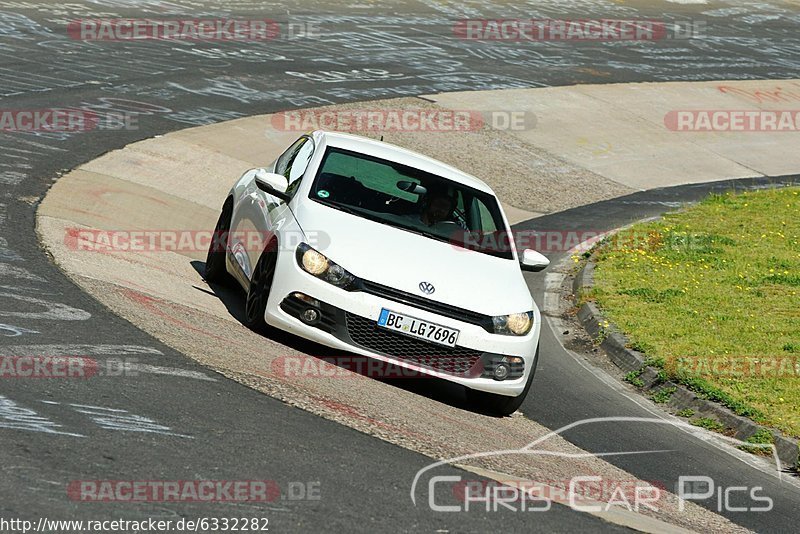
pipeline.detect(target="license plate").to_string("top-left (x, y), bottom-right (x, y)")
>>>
top-left (377, 308), bottom-right (459, 347)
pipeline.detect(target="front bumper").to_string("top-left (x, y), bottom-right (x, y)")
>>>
top-left (263, 248), bottom-right (541, 396)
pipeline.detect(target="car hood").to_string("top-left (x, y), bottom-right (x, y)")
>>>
top-left (293, 201), bottom-right (534, 316)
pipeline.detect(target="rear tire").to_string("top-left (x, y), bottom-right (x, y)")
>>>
top-left (205, 199), bottom-right (233, 284)
top-left (467, 345), bottom-right (539, 416)
top-left (244, 247), bottom-right (278, 333)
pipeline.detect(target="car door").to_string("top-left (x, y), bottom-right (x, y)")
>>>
top-left (230, 135), bottom-right (315, 280)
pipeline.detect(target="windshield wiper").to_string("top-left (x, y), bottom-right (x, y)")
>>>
top-left (323, 201), bottom-right (403, 226)
top-left (322, 201), bottom-right (369, 218)
top-left (319, 200), bottom-right (451, 244)
top-left (391, 223), bottom-right (449, 243)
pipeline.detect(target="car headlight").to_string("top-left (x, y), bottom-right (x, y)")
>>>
top-left (296, 243), bottom-right (356, 288)
top-left (492, 311), bottom-right (533, 336)
top-left (301, 246), bottom-right (328, 275)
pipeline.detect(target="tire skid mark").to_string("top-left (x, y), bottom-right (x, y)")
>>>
top-left (318, 398), bottom-right (428, 441)
top-left (62, 236), bottom-right (197, 278)
top-left (121, 287), bottom-right (234, 344)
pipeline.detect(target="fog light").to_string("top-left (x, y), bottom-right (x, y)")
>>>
top-left (301, 308), bottom-right (320, 323)
top-left (493, 363), bottom-right (511, 381)
top-left (480, 354), bottom-right (525, 381)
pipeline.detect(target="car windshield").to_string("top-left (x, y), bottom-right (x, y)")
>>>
top-left (308, 147), bottom-right (514, 259)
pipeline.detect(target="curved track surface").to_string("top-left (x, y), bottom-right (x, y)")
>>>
top-left (2, 1), bottom-right (800, 532)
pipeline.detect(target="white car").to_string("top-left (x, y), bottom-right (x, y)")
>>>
top-left (205, 130), bottom-right (549, 415)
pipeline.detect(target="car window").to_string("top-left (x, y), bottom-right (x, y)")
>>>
top-left (277, 136), bottom-right (314, 200)
top-left (289, 140), bottom-right (314, 183)
top-left (309, 147), bottom-right (511, 259)
top-left (275, 137), bottom-right (305, 176)
top-left (321, 150), bottom-right (419, 202)
top-left (472, 197), bottom-right (498, 233)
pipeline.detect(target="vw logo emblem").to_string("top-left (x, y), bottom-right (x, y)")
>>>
top-left (418, 282), bottom-right (435, 295)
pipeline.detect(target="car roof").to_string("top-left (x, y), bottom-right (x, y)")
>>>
top-left (312, 130), bottom-right (495, 194)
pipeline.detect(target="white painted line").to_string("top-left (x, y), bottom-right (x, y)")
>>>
top-left (41, 401), bottom-right (193, 439)
top-left (127, 363), bottom-right (217, 382)
top-left (0, 395), bottom-right (84, 437)
top-left (64, 403), bottom-right (128, 413)
top-left (0, 323), bottom-right (39, 337)
top-left (0, 263), bottom-right (46, 283)
top-left (69, 404), bottom-right (193, 439)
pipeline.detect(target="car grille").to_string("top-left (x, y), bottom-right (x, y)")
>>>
top-left (345, 312), bottom-right (483, 375)
top-left (355, 279), bottom-right (494, 332)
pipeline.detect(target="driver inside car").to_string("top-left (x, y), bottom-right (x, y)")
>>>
top-left (420, 189), bottom-right (458, 227)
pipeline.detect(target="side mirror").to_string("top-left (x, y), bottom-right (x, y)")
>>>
top-left (254, 170), bottom-right (290, 202)
top-left (520, 249), bottom-right (550, 272)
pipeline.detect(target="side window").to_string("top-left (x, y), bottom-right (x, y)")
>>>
top-left (276, 136), bottom-right (314, 200)
top-left (473, 197), bottom-right (498, 233)
top-left (288, 140), bottom-right (314, 183)
top-left (274, 138), bottom-right (303, 176)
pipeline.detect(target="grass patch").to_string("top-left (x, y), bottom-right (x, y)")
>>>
top-left (592, 187), bottom-right (800, 437)
top-left (691, 417), bottom-right (726, 433)
top-left (747, 428), bottom-right (774, 444)
top-left (624, 369), bottom-right (644, 388)
top-left (651, 386), bottom-right (677, 404)
top-left (739, 428), bottom-right (775, 456)
top-left (676, 408), bottom-right (695, 418)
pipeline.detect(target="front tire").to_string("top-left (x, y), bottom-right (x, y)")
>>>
top-left (204, 199), bottom-right (233, 284)
top-left (467, 345), bottom-right (539, 416)
top-left (244, 247), bottom-right (277, 332)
